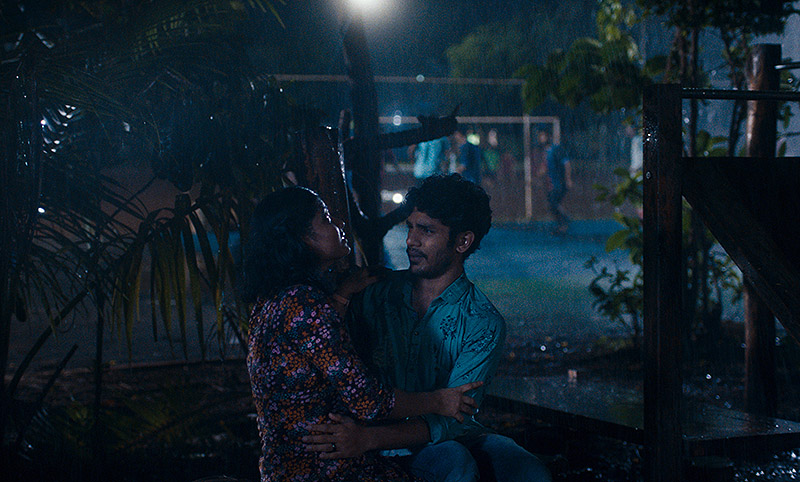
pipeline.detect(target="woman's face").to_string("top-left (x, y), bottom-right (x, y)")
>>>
top-left (303, 204), bottom-right (350, 267)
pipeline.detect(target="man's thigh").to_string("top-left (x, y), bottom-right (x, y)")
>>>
top-left (467, 433), bottom-right (552, 482)
top-left (399, 441), bottom-right (479, 482)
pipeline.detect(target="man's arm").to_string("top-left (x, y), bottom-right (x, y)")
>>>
top-left (420, 308), bottom-right (506, 444)
top-left (304, 318), bottom-right (503, 458)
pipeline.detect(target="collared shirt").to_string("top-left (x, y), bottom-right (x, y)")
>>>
top-left (413, 138), bottom-right (448, 179)
top-left (350, 270), bottom-right (506, 445)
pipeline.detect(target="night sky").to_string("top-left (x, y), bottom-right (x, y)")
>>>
top-left (254, 0), bottom-right (555, 76)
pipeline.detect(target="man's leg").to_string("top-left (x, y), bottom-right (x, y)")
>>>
top-left (547, 187), bottom-right (569, 233)
top-left (399, 441), bottom-right (479, 482)
top-left (467, 433), bottom-right (552, 482)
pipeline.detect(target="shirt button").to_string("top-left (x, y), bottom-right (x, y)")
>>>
top-left (414, 331), bottom-right (419, 336)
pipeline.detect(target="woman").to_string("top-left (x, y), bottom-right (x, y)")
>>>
top-left (242, 186), bottom-right (480, 482)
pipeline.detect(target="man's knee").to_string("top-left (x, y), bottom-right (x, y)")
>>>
top-left (472, 434), bottom-right (552, 482)
top-left (406, 441), bottom-right (479, 482)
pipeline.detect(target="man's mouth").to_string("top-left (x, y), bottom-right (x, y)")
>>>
top-left (407, 249), bottom-right (425, 262)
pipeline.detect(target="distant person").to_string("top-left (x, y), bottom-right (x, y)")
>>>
top-left (304, 175), bottom-right (552, 482)
top-left (453, 129), bottom-right (484, 184)
top-left (627, 125), bottom-right (643, 175)
top-left (538, 130), bottom-right (572, 234)
top-left (411, 137), bottom-right (449, 182)
top-left (483, 128), bottom-right (501, 182)
top-left (242, 186), bottom-right (483, 482)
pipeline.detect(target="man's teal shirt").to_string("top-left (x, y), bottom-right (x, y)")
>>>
top-left (350, 270), bottom-right (506, 444)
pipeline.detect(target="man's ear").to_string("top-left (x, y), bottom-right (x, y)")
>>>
top-left (455, 231), bottom-right (475, 254)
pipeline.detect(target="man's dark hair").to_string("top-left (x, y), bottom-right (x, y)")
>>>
top-left (404, 173), bottom-right (492, 258)
top-left (241, 186), bottom-right (324, 303)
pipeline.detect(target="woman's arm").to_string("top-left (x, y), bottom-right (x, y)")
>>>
top-left (328, 267), bottom-right (388, 317)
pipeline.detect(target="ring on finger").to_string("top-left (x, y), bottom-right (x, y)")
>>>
top-left (331, 442), bottom-right (337, 452)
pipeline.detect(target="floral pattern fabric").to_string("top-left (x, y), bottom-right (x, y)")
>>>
top-left (247, 284), bottom-right (414, 481)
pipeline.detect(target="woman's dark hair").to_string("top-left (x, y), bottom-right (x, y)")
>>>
top-left (241, 186), bottom-right (324, 302)
top-left (404, 173), bottom-right (492, 259)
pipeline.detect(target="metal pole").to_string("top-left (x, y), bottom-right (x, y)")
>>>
top-left (523, 114), bottom-right (532, 220)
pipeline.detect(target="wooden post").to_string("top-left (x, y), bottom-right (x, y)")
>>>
top-left (744, 44), bottom-right (780, 416)
top-left (294, 127), bottom-right (355, 255)
top-left (343, 13), bottom-right (383, 264)
top-left (643, 84), bottom-right (684, 482)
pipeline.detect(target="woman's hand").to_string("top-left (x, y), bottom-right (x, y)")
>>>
top-left (435, 381), bottom-right (483, 422)
top-left (303, 413), bottom-right (370, 459)
top-left (335, 266), bottom-right (390, 300)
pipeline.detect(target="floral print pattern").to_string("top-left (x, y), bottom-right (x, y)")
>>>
top-left (247, 284), bottom-right (414, 481)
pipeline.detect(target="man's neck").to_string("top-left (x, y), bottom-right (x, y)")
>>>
top-left (411, 265), bottom-right (464, 318)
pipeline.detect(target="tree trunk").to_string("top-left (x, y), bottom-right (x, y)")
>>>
top-left (343, 14), bottom-right (383, 264)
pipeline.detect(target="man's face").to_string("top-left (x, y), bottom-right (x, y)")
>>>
top-left (405, 209), bottom-right (460, 279)
top-left (538, 132), bottom-right (549, 145)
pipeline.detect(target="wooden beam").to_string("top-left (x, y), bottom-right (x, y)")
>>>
top-left (682, 157), bottom-right (800, 343)
top-left (343, 14), bottom-right (383, 264)
top-left (643, 84), bottom-right (684, 482)
top-left (293, 127), bottom-right (355, 261)
top-left (743, 43), bottom-right (780, 416)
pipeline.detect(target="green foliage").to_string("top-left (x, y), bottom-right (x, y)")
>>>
top-left (586, 258), bottom-right (643, 342)
top-left (519, 0), bottom-right (653, 114)
top-left (586, 168), bottom-right (644, 343)
top-left (445, 0), bottom-right (597, 115)
top-left (587, 158), bottom-right (743, 345)
top-left (446, 1), bottom-right (598, 79)
top-left (446, 20), bottom-right (534, 79)
top-left (637, 0), bottom-right (797, 35)
top-left (520, 0), bottom-right (796, 116)
top-left (1, 0), bottom-right (308, 448)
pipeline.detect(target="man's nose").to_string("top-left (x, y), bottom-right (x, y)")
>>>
top-left (406, 230), bottom-right (419, 246)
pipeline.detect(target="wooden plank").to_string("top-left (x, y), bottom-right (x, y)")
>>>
top-left (486, 376), bottom-right (800, 458)
top-left (716, 157), bottom-right (800, 270)
top-left (486, 376), bottom-right (644, 444)
top-left (682, 157), bottom-right (800, 343)
top-left (643, 83), bottom-right (684, 482)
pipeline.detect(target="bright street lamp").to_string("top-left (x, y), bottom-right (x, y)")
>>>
top-left (346, 0), bottom-right (392, 18)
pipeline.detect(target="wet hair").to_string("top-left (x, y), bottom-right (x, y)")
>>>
top-left (404, 173), bottom-right (492, 259)
top-left (241, 186), bottom-right (324, 303)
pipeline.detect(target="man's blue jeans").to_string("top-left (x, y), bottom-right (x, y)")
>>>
top-left (399, 433), bottom-right (552, 482)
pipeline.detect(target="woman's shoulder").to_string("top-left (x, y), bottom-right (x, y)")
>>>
top-left (277, 283), bottom-right (327, 303)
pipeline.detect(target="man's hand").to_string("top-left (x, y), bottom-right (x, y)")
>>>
top-left (303, 413), bottom-right (370, 459)
top-left (435, 381), bottom-right (483, 422)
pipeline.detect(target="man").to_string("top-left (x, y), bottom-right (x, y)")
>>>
top-left (538, 130), bottom-right (572, 234)
top-left (304, 174), bottom-right (551, 482)
top-left (453, 130), bottom-right (483, 185)
top-left (410, 137), bottom-right (449, 183)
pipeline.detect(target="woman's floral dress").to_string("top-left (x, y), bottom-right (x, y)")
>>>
top-left (247, 284), bottom-right (415, 481)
